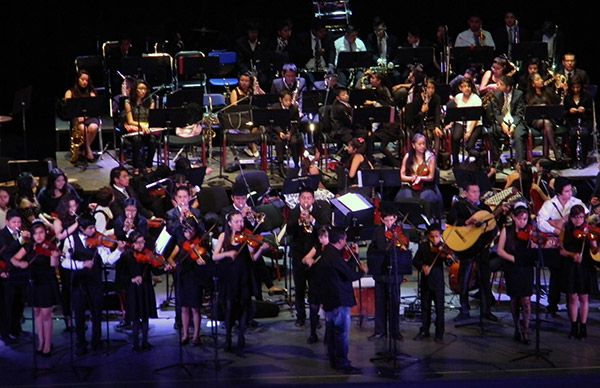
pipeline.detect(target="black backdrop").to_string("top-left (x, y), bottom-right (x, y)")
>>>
top-left (0, 0), bottom-right (596, 160)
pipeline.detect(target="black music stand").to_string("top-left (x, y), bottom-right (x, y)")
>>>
top-left (12, 86), bottom-right (32, 158)
top-left (510, 242), bottom-right (555, 367)
top-left (452, 167), bottom-right (493, 194)
top-left (62, 97), bottom-right (104, 169)
top-left (353, 106), bottom-right (393, 156)
top-left (281, 174), bottom-right (321, 195)
top-left (166, 88), bottom-right (204, 107)
top-left (524, 105), bottom-right (564, 123)
top-left (302, 90), bottom-right (334, 115)
top-left (395, 47), bottom-right (435, 66)
top-left (451, 46), bottom-right (495, 73)
top-left (348, 89), bottom-right (378, 108)
top-left (248, 94), bottom-right (280, 108)
top-left (141, 54), bottom-right (174, 88)
top-left (512, 42), bottom-right (548, 63)
top-left (176, 55), bottom-right (219, 86)
top-left (445, 106), bottom-right (483, 165)
top-left (147, 108), bottom-right (188, 165)
top-left (252, 108), bottom-right (292, 173)
top-left (337, 51), bottom-right (374, 70)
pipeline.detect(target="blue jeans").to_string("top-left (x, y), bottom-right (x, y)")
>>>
top-left (325, 306), bottom-right (351, 369)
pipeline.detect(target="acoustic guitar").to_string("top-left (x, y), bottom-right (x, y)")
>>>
top-left (443, 190), bottom-right (521, 252)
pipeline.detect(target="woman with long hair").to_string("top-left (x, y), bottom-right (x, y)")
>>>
top-left (124, 79), bottom-right (157, 174)
top-left (344, 137), bottom-right (373, 188)
top-left (37, 168), bottom-right (81, 216)
top-left (64, 70), bottom-right (100, 162)
top-left (526, 72), bottom-right (562, 160)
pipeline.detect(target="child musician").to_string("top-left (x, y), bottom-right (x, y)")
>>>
top-left (559, 205), bottom-right (598, 339)
top-left (412, 223), bottom-right (446, 343)
top-left (122, 231), bottom-right (172, 351)
top-left (10, 221), bottom-right (60, 356)
top-left (61, 215), bottom-right (125, 355)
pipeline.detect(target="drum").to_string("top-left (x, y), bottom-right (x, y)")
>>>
top-left (351, 276), bottom-right (375, 317)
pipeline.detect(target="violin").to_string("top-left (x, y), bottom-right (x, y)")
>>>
top-left (411, 163), bottom-right (430, 192)
top-left (33, 241), bottom-right (59, 257)
top-left (430, 243), bottom-right (453, 259)
top-left (86, 233), bottom-right (118, 249)
top-left (182, 237), bottom-right (208, 262)
top-left (516, 224), bottom-right (535, 241)
top-left (133, 248), bottom-right (167, 268)
top-left (233, 229), bottom-right (267, 249)
top-left (384, 226), bottom-right (409, 249)
top-left (573, 226), bottom-right (599, 241)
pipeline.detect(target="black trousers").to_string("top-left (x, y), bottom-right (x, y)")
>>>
top-left (293, 259), bottom-right (309, 322)
top-left (420, 268), bottom-right (445, 336)
top-left (452, 123), bottom-right (483, 165)
top-left (458, 251), bottom-right (492, 315)
top-left (374, 278), bottom-right (401, 338)
top-left (72, 282), bottom-right (103, 348)
top-left (3, 281), bottom-right (27, 336)
top-left (130, 135), bottom-right (157, 169)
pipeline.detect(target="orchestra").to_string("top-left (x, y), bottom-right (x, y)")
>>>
top-left (4, 8), bottom-right (600, 380)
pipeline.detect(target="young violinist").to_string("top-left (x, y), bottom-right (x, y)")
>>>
top-left (11, 221), bottom-right (60, 355)
top-left (559, 205), bottom-right (598, 339)
top-left (177, 219), bottom-right (212, 346)
top-left (396, 133), bottom-right (443, 221)
top-left (301, 225), bottom-right (330, 344)
top-left (61, 214), bottom-right (126, 355)
top-left (366, 209), bottom-right (409, 340)
top-left (497, 205), bottom-right (536, 344)
top-left (213, 211), bottom-right (268, 354)
top-left (413, 223), bottom-right (447, 343)
top-left (122, 231), bottom-right (172, 351)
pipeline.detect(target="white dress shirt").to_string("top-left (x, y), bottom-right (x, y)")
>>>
top-left (455, 29), bottom-right (495, 49)
top-left (537, 196), bottom-right (587, 234)
top-left (61, 232), bottom-right (122, 270)
top-left (333, 36), bottom-right (367, 66)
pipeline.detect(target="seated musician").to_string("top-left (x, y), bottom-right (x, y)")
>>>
top-left (269, 90), bottom-right (302, 175)
top-left (124, 79), bottom-right (156, 175)
top-left (410, 79), bottom-right (442, 157)
top-left (564, 76), bottom-right (593, 168)
top-left (37, 167), bottom-right (81, 217)
top-left (526, 72), bottom-right (563, 160)
top-left (454, 15), bottom-right (495, 49)
top-left (447, 78), bottom-right (484, 166)
top-left (491, 75), bottom-right (527, 162)
top-left (64, 70), bottom-right (100, 163)
top-left (479, 56), bottom-right (513, 97)
top-left (396, 133), bottom-right (442, 221)
top-left (108, 167), bottom-right (152, 220)
top-left (537, 177), bottom-right (587, 316)
top-left (446, 180), bottom-right (498, 322)
top-left (332, 25), bottom-right (367, 88)
top-left (329, 87), bottom-right (354, 147)
top-left (270, 63), bottom-right (306, 113)
top-left (366, 209), bottom-right (408, 341)
top-left (413, 223), bottom-right (447, 343)
top-left (231, 72), bottom-right (265, 158)
top-left (344, 138), bottom-right (374, 189)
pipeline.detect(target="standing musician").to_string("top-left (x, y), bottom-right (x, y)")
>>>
top-left (491, 75), bottom-right (527, 162)
top-left (0, 210), bottom-right (31, 341)
top-left (446, 180), bottom-right (498, 321)
top-left (269, 89), bottom-right (302, 174)
top-left (10, 222), bottom-right (60, 355)
top-left (320, 227), bottom-right (366, 374)
top-left (212, 211), bottom-right (268, 354)
top-left (537, 177), bottom-right (587, 316)
top-left (366, 209), bottom-right (409, 341)
top-left (64, 70), bottom-right (100, 163)
top-left (497, 205), bottom-right (536, 344)
top-left (121, 231), bottom-right (172, 352)
top-left (396, 133), bottom-right (443, 221)
top-left (220, 185), bottom-right (258, 232)
top-left (124, 79), bottom-right (157, 175)
top-left (61, 215), bottom-right (125, 355)
top-left (287, 187), bottom-right (331, 327)
top-left (301, 225), bottom-right (329, 344)
top-left (559, 205), bottom-right (597, 339)
top-left (166, 186), bottom-right (204, 245)
top-left (413, 223), bottom-right (447, 343)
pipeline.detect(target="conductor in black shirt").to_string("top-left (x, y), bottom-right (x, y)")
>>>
top-left (320, 227), bottom-right (366, 374)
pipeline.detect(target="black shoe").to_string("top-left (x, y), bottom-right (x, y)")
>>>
top-left (568, 322), bottom-right (579, 339)
top-left (368, 333), bottom-right (386, 341)
top-left (579, 323), bottom-right (587, 339)
top-left (454, 312), bottom-right (471, 321)
top-left (294, 319), bottom-right (305, 327)
top-left (141, 341), bottom-right (153, 351)
top-left (307, 334), bottom-right (318, 344)
top-left (513, 329), bottom-right (522, 342)
top-left (41, 350), bottom-right (52, 358)
top-left (434, 335), bottom-right (444, 344)
top-left (237, 335), bottom-right (245, 350)
top-left (483, 312), bottom-right (499, 322)
top-left (413, 331), bottom-right (430, 341)
top-left (340, 365), bottom-right (362, 375)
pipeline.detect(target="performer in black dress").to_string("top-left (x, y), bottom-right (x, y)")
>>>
top-left (413, 223), bottom-right (447, 343)
top-left (301, 225), bottom-right (329, 344)
top-left (10, 222), bottom-right (60, 355)
top-left (121, 231), bottom-right (172, 351)
top-left (560, 205), bottom-right (598, 339)
top-left (212, 211), bottom-right (268, 354)
top-left (497, 206), bottom-right (535, 344)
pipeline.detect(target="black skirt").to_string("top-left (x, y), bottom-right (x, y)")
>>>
top-left (504, 264), bottom-right (534, 298)
top-left (31, 280), bottom-right (61, 308)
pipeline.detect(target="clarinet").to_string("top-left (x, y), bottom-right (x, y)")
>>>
top-left (575, 118), bottom-right (583, 168)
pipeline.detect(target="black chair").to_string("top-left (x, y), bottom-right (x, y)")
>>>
top-left (234, 170), bottom-right (271, 205)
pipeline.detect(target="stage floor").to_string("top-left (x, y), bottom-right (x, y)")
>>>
top-left (1, 270), bottom-right (600, 387)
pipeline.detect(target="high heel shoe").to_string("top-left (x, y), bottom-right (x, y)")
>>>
top-left (568, 322), bottom-right (579, 339)
top-left (579, 323), bottom-right (587, 339)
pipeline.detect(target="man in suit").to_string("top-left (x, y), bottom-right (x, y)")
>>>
top-left (287, 187), bottom-right (331, 326)
top-left (290, 19), bottom-right (331, 73)
top-left (270, 63), bottom-right (307, 113)
top-left (108, 167), bottom-right (152, 219)
top-left (492, 11), bottom-right (528, 58)
top-left (492, 75), bottom-right (527, 161)
top-left (366, 18), bottom-right (399, 65)
top-left (532, 21), bottom-right (565, 67)
top-left (455, 15), bottom-right (495, 49)
top-left (166, 186), bottom-right (204, 244)
top-left (329, 87), bottom-right (354, 147)
top-left (559, 53), bottom-right (590, 88)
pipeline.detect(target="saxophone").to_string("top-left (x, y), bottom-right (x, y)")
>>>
top-left (70, 125), bottom-right (84, 163)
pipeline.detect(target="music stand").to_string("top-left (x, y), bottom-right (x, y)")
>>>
top-left (141, 53), bottom-right (174, 88)
top-left (176, 55), bottom-right (219, 86)
top-left (445, 106), bottom-right (483, 164)
top-left (348, 89), bottom-right (378, 108)
top-left (281, 175), bottom-right (321, 195)
top-left (524, 105), bottom-right (564, 123)
top-left (395, 47), bottom-right (435, 66)
top-left (148, 108), bottom-right (188, 165)
top-left (185, 166), bottom-right (207, 188)
top-left (511, 42), bottom-right (548, 62)
top-left (302, 90), bottom-right (334, 115)
top-left (337, 51), bottom-right (374, 70)
top-left (62, 97), bottom-right (104, 169)
top-left (166, 88), bottom-right (204, 107)
top-left (452, 167), bottom-right (493, 194)
top-left (248, 94), bottom-right (280, 108)
top-left (451, 46), bottom-right (495, 73)
top-left (12, 86), bottom-right (32, 158)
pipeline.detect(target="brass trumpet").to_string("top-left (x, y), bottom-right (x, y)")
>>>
top-left (300, 208), bottom-right (313, 234)
top-left (245, 207), bottom-right (266, 225)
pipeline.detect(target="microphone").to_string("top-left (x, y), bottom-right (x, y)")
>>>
top-left (145, 177), bottom-right (170, 189)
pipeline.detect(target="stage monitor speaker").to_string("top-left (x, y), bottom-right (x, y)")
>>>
top-left (0, 159), bottom-right (52, 182)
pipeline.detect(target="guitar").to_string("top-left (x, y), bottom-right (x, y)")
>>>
top-left (443, 190), bottom-right (521, 252)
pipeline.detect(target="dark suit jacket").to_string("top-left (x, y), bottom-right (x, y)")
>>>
top-left (492, 88), bottom-right (526, 129)
top-left (234, 36), bottom-right (267, 74)
top-left (366, 33), bottom-right (399, 62)
top-left (330, 99), bottom-right (353, 135)
top-left (559, 68), bottom-right (590, 85)
top-left (492, 25), bottom-right (529, 56)
top-left (166, 207), bottom-right (204, 244)
top-left (109, 185), bottom-right (152, 220)
top-left (319, 244), bottom-right (362, 311)
top-left (289, 31), bottom-right (333, 70)
top-left (287, 201), bottom-right (331, 261)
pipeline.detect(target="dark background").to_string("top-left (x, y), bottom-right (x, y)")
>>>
top-left (0, 1), bottom-right (595, 161)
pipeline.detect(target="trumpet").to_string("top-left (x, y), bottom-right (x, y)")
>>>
top-left (299, 208), bottom-right (313, 234)
top-left (244, 207), bottom-right (265, 225)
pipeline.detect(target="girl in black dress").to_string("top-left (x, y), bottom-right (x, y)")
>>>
top-left (10, 222), bottom-right (60, 356)
top-left (560, 205), bottom-right (598, 339)
top-left (301, 225), bottom-right (329, 344)
top-left (344, 137), bottom-right (373, 188)
top-left (122, 231), bottom-right (172, 351)
top-left (497, 206), bottom-right (536, 344)
top-left (212, 211), bottom-right (268, 353)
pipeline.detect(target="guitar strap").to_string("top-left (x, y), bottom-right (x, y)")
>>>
top-left (551, 200), bottom-right (564, 219)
